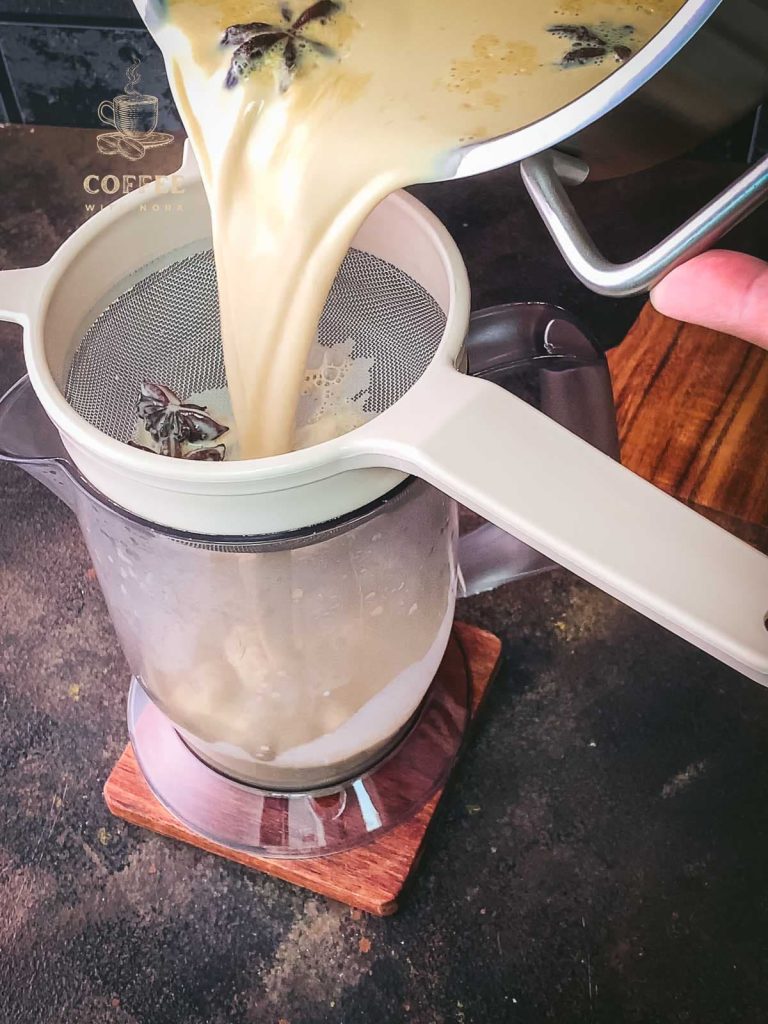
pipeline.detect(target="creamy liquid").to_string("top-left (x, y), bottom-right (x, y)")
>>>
top-left (156, 0), bottom-right (683, 459)
top-left (131, 1), bottom-right (685, 785)
top-left (117, 480), bottom-right (458, 787)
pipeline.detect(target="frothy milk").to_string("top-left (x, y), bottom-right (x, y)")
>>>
top-left (135, 1), bottom-right (684, 787)
top-left (156, 0), bottom-right (684, 457)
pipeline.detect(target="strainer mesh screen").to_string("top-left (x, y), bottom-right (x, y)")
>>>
top-left (65, 246), bottom-right (447, 444)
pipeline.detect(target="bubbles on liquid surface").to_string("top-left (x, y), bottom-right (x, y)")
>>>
top-left (293, 336), bottom-right (375, 451)
top-left (133, 335), bottom-right (376, 461)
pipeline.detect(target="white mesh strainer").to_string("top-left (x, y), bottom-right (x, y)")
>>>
top-left (0, 152), bottom-right (766, 686)
top-left (64, 245), bottom-right (446, 444)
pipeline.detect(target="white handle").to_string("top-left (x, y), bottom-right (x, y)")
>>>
top-left (356, 367), bottom-right (768, 684)
top-left (0, 266), bottom-right (46, 326)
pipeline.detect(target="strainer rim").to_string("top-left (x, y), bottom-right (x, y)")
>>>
top-left (24, 187), bottom-right (470, 487)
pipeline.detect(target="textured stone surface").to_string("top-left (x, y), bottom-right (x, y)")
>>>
top-left (0, 1), bottom-right (139, 17)
top-left (0, 24), bottom-right (180, 131)
top-left (1, 126), bottom-right (768, 1023)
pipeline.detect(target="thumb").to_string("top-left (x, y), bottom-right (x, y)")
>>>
top-left (650, 250), bottom-right (768, 350)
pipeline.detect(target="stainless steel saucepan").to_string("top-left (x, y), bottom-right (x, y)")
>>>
top-left (447, 0), bottom-right (768, 295)
top-left (136, 0), bottom-right (768, 294)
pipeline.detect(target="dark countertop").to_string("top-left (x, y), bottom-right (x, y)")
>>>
top-left (2, 126), bottom-right (768, 1024)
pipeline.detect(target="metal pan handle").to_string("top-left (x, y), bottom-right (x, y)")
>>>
top-left (520, 149), bottom-right (768, 297)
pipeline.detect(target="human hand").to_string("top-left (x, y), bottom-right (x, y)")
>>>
top-left (650, 249), bottom-right (768, 350)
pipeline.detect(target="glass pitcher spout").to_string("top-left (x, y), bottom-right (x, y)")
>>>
top-left (0, 375), bottom-right (79, 510)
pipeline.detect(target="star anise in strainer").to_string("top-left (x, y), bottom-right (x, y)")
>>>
top-left (222, 1), bottom-right (341, 89)
top-left (128, 441), bottom-right (228, 462)
top-left (135, 382), bottom-right (228, 459)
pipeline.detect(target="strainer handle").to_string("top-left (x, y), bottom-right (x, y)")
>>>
top-left (459, 303), bottom-right (619, 596)
top-left (359, 366), bottom-right (768, 686)
top-left (0, 265), bottom-right (46, 325)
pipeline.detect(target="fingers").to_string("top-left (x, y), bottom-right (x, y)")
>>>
top-left (650, 250), bottom-right (768, 350)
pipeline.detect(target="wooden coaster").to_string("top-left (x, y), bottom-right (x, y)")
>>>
top-left (104, 621), bottom-right (502, 916)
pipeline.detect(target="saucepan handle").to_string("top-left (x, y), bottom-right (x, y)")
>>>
top-left (459, 302), bottom-right (619, 596)
top-left (520, 149), bottom-right (768, 297)
top-left (355, 366), bottom-right (768, 686)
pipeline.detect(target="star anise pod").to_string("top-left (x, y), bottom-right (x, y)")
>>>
top-left (549, 23), bottom-right (635, 67)
top-left (129, 440), bottom-right (227, 461)
top-left (136, 382), bottom-right (228, 459)
top-left (183, 444), bottom-right (227, 462)
top-left (222, 1), bottom-right (341, 89)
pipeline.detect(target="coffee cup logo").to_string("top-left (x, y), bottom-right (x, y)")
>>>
top-left (97, 59), bottom-right (173, 162)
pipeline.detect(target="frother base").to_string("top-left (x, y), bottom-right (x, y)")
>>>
top-left (103, 621), bottom-right (502, 916)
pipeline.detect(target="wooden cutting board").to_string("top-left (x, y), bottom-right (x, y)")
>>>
top-left (607, 302), bottom-right (768, 553)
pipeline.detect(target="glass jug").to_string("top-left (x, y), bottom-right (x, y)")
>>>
top-left (0, 303), bottom-right (617, 849)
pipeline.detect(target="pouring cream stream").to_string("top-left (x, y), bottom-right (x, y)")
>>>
top-left (153, 0), bottom-right (683, 458)
top-left (119, 0), bottom-right (688, 781)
